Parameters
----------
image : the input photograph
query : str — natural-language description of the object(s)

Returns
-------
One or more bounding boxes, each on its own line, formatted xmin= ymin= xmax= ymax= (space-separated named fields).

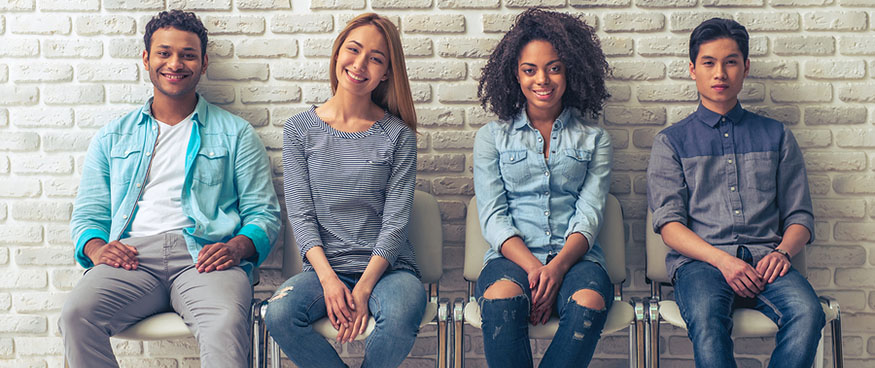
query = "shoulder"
xmin=380 ymin=113 xmax=415 ymax=142
xmin=201 ymin=101 xmax=253 ymax=134
xmin=284 ymin=108 xmax=321 ymax=137
xmin=743 ymin=109 xmax=787 ymax=138
xmin=98 ymin=107 xmax=144 ymax=136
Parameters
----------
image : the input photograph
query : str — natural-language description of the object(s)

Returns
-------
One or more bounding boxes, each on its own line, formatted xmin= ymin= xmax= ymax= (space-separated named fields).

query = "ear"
xmin=202 ymin=53 xmax=209 ymax=74
xmin=142 ymin=49 xmax=150 ymax=70
xmin=688 ymin=61 xmax=696 ymax=80
xmin=380 ymin=74 xmax=388 ymax=82
xmin=743 ymin=58 xmax=750 ymax=78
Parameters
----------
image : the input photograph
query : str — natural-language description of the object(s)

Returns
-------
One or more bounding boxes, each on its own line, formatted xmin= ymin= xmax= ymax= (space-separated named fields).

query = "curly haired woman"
xmin=472 ymin=8 xmax=614 ymax=367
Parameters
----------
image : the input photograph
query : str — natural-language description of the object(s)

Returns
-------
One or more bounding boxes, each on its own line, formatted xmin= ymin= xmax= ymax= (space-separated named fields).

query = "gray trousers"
xmin=59 ymin=232 xmax=252 ymax=368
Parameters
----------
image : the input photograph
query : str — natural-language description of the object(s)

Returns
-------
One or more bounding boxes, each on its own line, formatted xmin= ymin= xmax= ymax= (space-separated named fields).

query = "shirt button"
xmin=136 ymin=183 xmax=142 ymax=188
xmin=544 ymin=171 xmax=550 ymax=177
xmin=538 ymin=137 xmax=542 ymax=142
xmin=145 ymin=152 xmax=151 ymax=156
xmin=545 ymin=230 xmax=551 ymax=236
xmin=209 ymin=152 xmax=215 ymax=156
xmin=724 ymin=133 xmax=729 ymax=138
xmin=544 ymin=211 xmax=550 ymax=216
xmin=734 ymin=210 xmax=741 ymax=215
xmin=730 ymin=186 xmax=736 ymax=192
xmin=544 ymin=191 xmax=549 ymax=196
xmin=122 ymin=214 xmax=128 ymax=219
xmin=727 ymin=159 xmax=733 ymax=164
xmin=509 ymin=156 xmax=514 ymax=161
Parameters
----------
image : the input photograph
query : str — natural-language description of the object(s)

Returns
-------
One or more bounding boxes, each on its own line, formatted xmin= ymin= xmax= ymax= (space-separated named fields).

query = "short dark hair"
xmin=689 ymin=18 xmax=749 ymax=63
xmin=478 ymin=8 xmax=610 ymax=122
xmin=144 ymin=10 xmax=208 ymax=59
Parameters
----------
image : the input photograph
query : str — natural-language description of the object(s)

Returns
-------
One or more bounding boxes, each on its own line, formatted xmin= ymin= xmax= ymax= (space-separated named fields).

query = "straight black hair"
xmin=689 ymin=18 xmax=749 ymax=63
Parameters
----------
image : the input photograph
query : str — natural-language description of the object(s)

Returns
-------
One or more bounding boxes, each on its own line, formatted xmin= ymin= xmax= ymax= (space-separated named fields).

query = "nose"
xmin=352 ymin=53 xmax=367 ymax=71
xmin=714 ymin=63 xmax=727 ymax=80
xmin=535 ymin=69 xmax=549 ymax=85
xmin=167 ymin=55 xmax=183 ymax=71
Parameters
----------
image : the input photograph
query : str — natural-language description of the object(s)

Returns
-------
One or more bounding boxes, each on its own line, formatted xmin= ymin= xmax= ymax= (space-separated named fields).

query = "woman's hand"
xmin=337 ymin=286 xmax=371 ymax=343
xmin=321 ymin=276 xmax=355 ymax=330
xmin=527 ymin=263 xmax=566 ymax=325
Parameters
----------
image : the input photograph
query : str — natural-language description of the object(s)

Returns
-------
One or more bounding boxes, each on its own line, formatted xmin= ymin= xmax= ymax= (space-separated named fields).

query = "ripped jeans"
xmin=476 ymin=257 xmax=612 ymax=368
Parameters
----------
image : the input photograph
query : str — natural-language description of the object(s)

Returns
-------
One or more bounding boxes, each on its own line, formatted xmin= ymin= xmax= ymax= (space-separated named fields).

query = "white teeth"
xmin=347 ymin=70 xmax=365 ymax=81
xmin=534 ymin=90 xmax=552 ymax=96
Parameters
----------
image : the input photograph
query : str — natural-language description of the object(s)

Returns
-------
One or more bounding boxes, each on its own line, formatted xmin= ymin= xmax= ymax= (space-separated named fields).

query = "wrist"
xmin=771 ymin=248 xmax=791 ymax=261
xmin=84 ymin=238 xmax=107 ymax=260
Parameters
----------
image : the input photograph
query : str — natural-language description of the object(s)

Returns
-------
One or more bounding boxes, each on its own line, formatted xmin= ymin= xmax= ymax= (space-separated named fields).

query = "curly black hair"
xmin=478 ymin=8 xmax=610 ymax=122
xmin=144 ymin=10 xmax=208 ymax=59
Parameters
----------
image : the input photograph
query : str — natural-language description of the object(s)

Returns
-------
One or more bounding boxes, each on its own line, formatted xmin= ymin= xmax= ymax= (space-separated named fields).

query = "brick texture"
xmin=0 ymin=2 xmax=872 ymax=368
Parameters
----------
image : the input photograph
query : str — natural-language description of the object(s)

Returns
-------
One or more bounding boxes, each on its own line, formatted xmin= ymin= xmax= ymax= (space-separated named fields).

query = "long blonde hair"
xmin=329 ymin=13 xmax=417 ymax=131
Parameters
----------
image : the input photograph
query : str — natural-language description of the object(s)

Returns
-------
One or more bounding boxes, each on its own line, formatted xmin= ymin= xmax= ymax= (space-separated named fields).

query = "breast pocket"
xmin=499 ymin=150 xmax=532 ymax=191
xmin=559 ymin=148 xmax=592 ymax=184
xmin=743 ymin=154 xmax=777 ymax=192
xmin=193 ymin=146 xmax=229 ymax=186
xmin=355 ymin=158 xmax=391 ymax=193
xmin=109 ymin=145 xmax=141 ymax=185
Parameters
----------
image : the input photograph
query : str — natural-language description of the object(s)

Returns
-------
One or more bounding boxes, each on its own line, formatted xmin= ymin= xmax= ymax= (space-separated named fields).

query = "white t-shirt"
xmin=128 ymin=114 xmax=196 ymax=238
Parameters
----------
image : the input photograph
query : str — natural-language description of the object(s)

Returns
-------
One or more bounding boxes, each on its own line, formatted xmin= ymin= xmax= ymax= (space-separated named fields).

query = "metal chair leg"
xmin=633 ymin=298 xmax=646 ymax=368
xmin=647 ymin=298 xmax=660 ymax=368
xmin=438 ymin=299 xmax=449 ymax=368
xmin=453 ymin=298 xmax=465 ymax=368
xmin=820 ymin=296 xmax=843 ymax=368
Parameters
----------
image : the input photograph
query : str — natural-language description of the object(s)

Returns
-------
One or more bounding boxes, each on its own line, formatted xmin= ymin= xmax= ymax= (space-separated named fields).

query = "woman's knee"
xmin=571 ymin=289 xmax=606 ymax=310
xmin=483 ymin=279 xmax=524 ymax=300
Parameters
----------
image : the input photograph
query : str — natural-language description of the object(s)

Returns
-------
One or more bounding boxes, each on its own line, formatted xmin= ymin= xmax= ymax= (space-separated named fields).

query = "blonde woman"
xmin=264 ymin=13 xmax=423 ymax=368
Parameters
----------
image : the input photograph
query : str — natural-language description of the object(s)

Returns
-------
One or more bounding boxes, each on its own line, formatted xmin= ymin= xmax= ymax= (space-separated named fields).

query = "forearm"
xmin=227 ymin=234 xmax=256 ymax=262
xmin=83 ymin=238 xmax=108 ymax=262
xmin=354 ymin=255 xmax=390 ymax=293
xmin=551 ymin=233 xmax=589 ymax=273
xmin=660 ymin=222 xmax=731 ymax=267
xmin=305 ymin=246 xmax=340 ymax=284
xmin=500 ymin=236 xmax=543 ymax=274
xmin=777 ymin=224 xmax=810 ymax=257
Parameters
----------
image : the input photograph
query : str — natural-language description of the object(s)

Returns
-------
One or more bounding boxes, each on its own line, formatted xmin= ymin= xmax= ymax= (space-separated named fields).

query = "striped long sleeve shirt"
xmin=283 ymin=107 xmax=419 ymax=277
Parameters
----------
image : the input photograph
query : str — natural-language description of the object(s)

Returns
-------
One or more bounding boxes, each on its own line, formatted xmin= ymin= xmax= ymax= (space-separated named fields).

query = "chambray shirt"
xmin=473 ymin=107 xmax=610 ymax=268
xmin=647 ymin=103 xmax=814 ymax=281
xmin=71 ymin=95 xmax=281 ymax=282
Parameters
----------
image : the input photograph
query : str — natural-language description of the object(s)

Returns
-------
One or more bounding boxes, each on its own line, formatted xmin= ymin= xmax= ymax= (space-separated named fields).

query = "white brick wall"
xmin=1 ymin=0 xmax=873 ymax=367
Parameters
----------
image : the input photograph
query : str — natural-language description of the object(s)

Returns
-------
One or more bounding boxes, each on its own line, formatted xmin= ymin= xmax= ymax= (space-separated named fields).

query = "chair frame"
xmin=259 ymin=190 xmax=450 ymax=368
xmin=452 ymin=193 xmax=646 ymax=368
xmin=643 ymin=211 xmax=843 ymax=368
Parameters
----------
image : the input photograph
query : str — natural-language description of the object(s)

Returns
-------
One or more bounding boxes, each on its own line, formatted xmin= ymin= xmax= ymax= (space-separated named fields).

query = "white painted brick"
xmin=835 ymin=222 xmax=875 ymax=241
xmin=839 ymin=0 xmax=875 ymax=5
xmin=50 ymin=269 xmax=82 ymax=290
xmin=793 ymin=129 xmax=832 ymax=148
xmin=374 ymin=0 xmax=431 ymax=7
xmin=241 ymin=86 xmax=301 ymax=104
xmin=0 ymin=295 xmax=8 ymax=311
xmin=505 ymin=0 xmax=565 ymax=7
xmin=610 ymin=61 xmax=665 ymax=80
xmin=0 ymin=64 xmax=6 ymax=83
xmin=835 ymin=128 xmax=875 ymax=148
xmin=703 ymin=0 xmax=763 ymax=6
xmin=43 ymin=85 xmax=104 ymax=105
xmin=12 ymin=201 xmax=71 ymax=221
xmin=0 ymin=249 xmax=7 ymax=265
xmin=0 ymin=270 xmax=46 ymax=289
xmin=774 ymin=35 xmax=835 ymax=56
xmin=735 ymin=12 xmax=800 ymax=31
xmin=636 ymin=0 xmax=696 ymax=7
xmin=198 ymin=84 xmax=236 ymax=105
xmin=669 ymin=11 xmax=733 ymax=32
xmin=75 ymin=15 xmax=136 ymax=36
xmin=10 ymin=14 xmax=69 ymax=35
xmin=11 ymin=154 xmax=74 ymax=174
xmin=431 ymin=131 xmax=476 ymax=150
xmin=338 ymin=14 xmax=399 ymax=28
xmin=834 ymin=174 xmax=875 ymax=193
xmin=78 ymin=63 xmax=139 ymax=82
xmin=16 ymin=247 xmax=73 ymax=265
xmin=0 ymin=16 xmax=4 ymax=35
xmin=236 ymin=0 xmax=292 ymax=9
xmin=803 ymin=11 xmax=868 ymax=32
xmin=637 ymin=83 xmax=698 ymax=102
xmin=237 ymin=39 xmax=297 ymax=58
xmin=601 ymin=36 xmax=634 ymax=56
xmin=310 ymin=0 xmax=364 ymax=8
xmin=206 ymin=63 xmax=269 ymax=81
xmin=839 ymin=36 xmax=875 ymax=55
xmin=272 ymin=61 xmax=329 ymax=81
xmin=739 ymin=82 xmax=765 ymax=102
xmin=225 ymin=107 xmax=268 ymax=127
xmin=668 ymin=105 xmax=699 ymax=123
xmin=0 ymin=315 xmax=45 ymax=333
xmin=0 ymin=177 xmax=41 ymax=197
xmin=168 ymin=0 xmax=231 ymax=10
xmin=482 ymin=14 xmax=515 ymax=33
xmin=0 ymin=358 xmax=48 ymax=368
xmin=604 ymin=106 xmax=666 ymax=125
xmin=466 ymin=106 xmax=496 ymax=127
xmin=837 ymin=83 xmax=875 ymax=102
xmin=667 ymin=59 xmax=691 ymax=80
xmin=10 ymin=107 xmax=73 ymax=128
xmin=468 ymin=60 xmax=486 ymax=81
xmin=104 ymin=0 xmax=163 ymax=10
xmin=748 ymin=105 xmax=801 ymax=125
xmin=0 ymin=203 xmax=5 ymax=221
xmin=13 ymin=292 xmax=67 ymax=313
xmin=813 ymin=199 xmax=867 ymax=219
xmin=748 ymin=60 xmax=798 ymax=79
xmin=770 ymin=83 xmax=832 ymax=103
xmin=606 ymin=83 xmax=632 ymax=102
xmin=613 ymin=152 xmax=651 ymax=171
xmin=603 ymin=13 xmax=664 ymax=32
xmin=0 ymin=86 xmax=38 ymax=105
xmin=804 ymin=60 xmax=866 ymax=80
xmin=108 ymin=38 xmax=141 ymax=59
xmin=302 ymin=84 xmax=332 ymax=104
xmin=436 ymin=38 xmax=498 ymax=58
xmin=0 ymin=108 xmax=6 ymax=127
xmin=418 ymin=108 xmax=464 ymax=128
xmin=569 ymin=0 xmax=631 ymax=6
xmin=302 ymin=37 xmax=335 ymax=58
xmin=771 ymin=0 xmax=829 ymax=5
xmin=437 ymin=0 xmax=500 ymax=8
xmin=437 ymin=83 xmax=478 ymax=103
xmin=807 ymin=175 xmax=831 ymax=195
xmin=0 ymin=0 xmax=34 ymax=11
xmin=39 ymin=0 xmax=99 ymax=11
xmin=637 ymin=36 xmax=687 ymax=56
xmin=0 ymin=132 xmax=39 ymax=151
xmin=271 ymin=14 xmax=332 ymax=33
xmin=107 ymin=84 xmax=152 ymax=104
xmin=203 ymin=16 xmax=265 ymax=35
xmin=12 ymin=64 xmax=73 ymax=83
xmin=118 ymin=357 xmax=179 ymax=367
xmin=805 ymin=152 xmax=868 ymax=171
xmin=75 ymin=107 xmax=129 ymax=128
xmin=404 ymin=14 xmax=465 ymax=34
xmin=407 ymin=61 xmax=466 ymax=81
xmin=43 ymin=39 xmax=102 ymax=58
xmin=206 ymin=39 xmax=234 ymax=58
xmin=45 ymin=224 xmax=72 ymax=245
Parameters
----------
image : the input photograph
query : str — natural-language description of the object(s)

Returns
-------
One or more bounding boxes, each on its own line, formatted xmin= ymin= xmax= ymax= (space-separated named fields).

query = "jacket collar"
xmin=138 ymin=93 xmax=208 ymax=126
xmin=695 ymin=102 xmax=745 ymax=128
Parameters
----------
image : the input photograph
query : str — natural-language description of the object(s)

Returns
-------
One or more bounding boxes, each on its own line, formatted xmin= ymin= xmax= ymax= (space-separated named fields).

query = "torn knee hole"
xmin=268 ymin=286 xmax=294 ymax=303
xmin=570 ymin=289 xmax=605 ymax=310
xmin=483 ymin=279 xmax=523 ymax=300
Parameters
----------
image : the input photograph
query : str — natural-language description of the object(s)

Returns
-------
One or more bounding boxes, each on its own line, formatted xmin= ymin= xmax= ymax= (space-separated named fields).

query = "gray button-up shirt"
xmin=647 ymin=103 xmax=814 ymax=281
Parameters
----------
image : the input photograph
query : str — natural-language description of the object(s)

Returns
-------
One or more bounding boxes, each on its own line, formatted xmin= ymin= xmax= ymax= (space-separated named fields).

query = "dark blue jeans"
xmin=264 ymin=269 xmax=426 ymax=368
xmin=674 ymin=253 xmax=825 ymax=368
xmin=476 ymin=257 xmax=613 ymax=368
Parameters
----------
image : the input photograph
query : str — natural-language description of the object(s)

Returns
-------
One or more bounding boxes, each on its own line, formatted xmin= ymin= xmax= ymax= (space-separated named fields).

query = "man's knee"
xmin=483 ymin=280 xmax=524 ymax=300
xmin=571 ymin=289 xmax=605 ymax=310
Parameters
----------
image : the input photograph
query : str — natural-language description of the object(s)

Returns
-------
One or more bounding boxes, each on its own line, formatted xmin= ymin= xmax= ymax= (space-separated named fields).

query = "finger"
xmin=756 ymin=257 xmax=768 ymax=275
xmin=358 ymin=313 xmax=368 ymax=336
xmin=336 ymin=323 xmax=346 ymax=342
xmin=540 ymin=306 xmax=551 ymax=324
xmin=200 ymin=248 xmax=229 ymax=272
xmin=734 ymin=280 xmax=753 ymax=298
xmin=326 ymin=305 xmax=339 ymax=329
xmin=335 ymin=300 xmax=351 ymax=325
xmin=761 ymin=259 xmax=776 ymax=284
xmin=346 ymin=289 xmax=356 ymax=312
xmin=779 ymin=262 xmax=789 ymax=277
xmin=212 ymin=258 xmax=235 ymax=272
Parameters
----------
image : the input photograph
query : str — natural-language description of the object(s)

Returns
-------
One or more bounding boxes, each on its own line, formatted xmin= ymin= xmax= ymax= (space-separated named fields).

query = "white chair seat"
xmin=312 ymin=301 xmax=439 ymax=341
xmin=114 ymin=312 xmax=192 ymax=340
xmin=658 ymin=300 xmax=839 ymax=338
xmin=463 ymin=300 xmax=635 ymax=339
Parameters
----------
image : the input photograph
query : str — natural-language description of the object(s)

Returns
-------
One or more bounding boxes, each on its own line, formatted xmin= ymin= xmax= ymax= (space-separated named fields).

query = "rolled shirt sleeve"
xmin=473 ymin=124 xmax=522 ymax=253
xmin=564 ymin=127 xmax=613 ymax=247
xmin=776 ymin=127 xmax=815 ymax=242
xmin=647 ymin=133 xmax=690 ymax=233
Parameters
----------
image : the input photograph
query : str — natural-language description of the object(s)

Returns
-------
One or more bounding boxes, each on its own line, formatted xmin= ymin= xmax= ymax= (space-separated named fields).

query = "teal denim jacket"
xmin=71 ymin=95 xmax=281 ymax=282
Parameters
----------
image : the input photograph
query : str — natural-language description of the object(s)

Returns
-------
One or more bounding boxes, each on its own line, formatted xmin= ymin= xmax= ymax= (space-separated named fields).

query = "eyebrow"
xmin=346 ymin=40 xmax=386 ymax=57
xmin=700 ymin=53 xmax=741 ymax=60
xmin=520 ymin=59 xmax=562 ymax=67
xmin=155 ymin=45 xmax=198 ymax=52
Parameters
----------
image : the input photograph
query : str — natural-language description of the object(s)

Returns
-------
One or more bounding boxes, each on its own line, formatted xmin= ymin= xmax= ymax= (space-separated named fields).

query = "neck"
xmin=526 ymin=104 xmax=562 ymax=128
xmin=151 ymin=92 xmax=198 ymax=125
xmin=702 ymin=98 xmax=737 ymax=116
xmin=323 ymin=89 xmax=382 ymax=123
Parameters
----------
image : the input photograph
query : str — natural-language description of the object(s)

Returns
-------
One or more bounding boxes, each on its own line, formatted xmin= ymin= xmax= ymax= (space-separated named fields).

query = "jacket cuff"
xmin=237 ymin=224 xmax=271 ymax=267
xmin=75 ymin=229 xmax=109 ymax=269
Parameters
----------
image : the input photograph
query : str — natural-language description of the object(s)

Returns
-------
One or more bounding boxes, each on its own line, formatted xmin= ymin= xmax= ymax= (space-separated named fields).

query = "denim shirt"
xmin=647 ymin=103 xmax=815 ymax=281
xmin=473 ymin=107 xmax=611 ymax=268
xmin=71 ymin=95 xmax=281 ymax=282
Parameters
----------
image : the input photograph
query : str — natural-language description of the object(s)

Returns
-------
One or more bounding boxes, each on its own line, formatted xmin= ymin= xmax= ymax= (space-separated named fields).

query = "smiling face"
xmin=517 ymin=40 xmax=566 ymax=121
xmin=689 ymin=37 xmax=749 ymax=115
xmin=334 ymin=24 xmax=390 ymax=98
xmin=142 ymin=27 xmax=207 ymax=101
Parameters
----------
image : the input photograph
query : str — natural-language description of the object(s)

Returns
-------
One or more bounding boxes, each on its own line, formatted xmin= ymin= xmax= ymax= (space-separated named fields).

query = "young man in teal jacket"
xmin=60 ymin=10 xmax=280 ymax=368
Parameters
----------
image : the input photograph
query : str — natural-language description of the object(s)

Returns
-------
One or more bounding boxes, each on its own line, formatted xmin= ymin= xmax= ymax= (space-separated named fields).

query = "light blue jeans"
xmin=674 ymin=247 xmax=825 ymax=368
xmin=264 ymin=269 xmax=426 ymax=368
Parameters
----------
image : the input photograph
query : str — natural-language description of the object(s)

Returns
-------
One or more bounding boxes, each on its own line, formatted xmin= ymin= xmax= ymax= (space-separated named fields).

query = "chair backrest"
xmin=464 ymin=193 xmax=626 ymax=285
xmin=281 ymin=190 xmax=443 ymax=284
xmin=644 ymin=210 xmax=807 ymax=285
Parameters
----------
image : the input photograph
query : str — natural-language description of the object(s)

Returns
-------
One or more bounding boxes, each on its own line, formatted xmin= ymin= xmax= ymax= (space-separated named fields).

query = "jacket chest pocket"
xmin=499 ymin=149 xmax=532 ymax=191
xmin=558 ymin=148 xmax=592 ymax=184
xmin=193 ymin=147 xmax=229 ymax=185
xmin=109 ymin=145 xmax=142 ymax=185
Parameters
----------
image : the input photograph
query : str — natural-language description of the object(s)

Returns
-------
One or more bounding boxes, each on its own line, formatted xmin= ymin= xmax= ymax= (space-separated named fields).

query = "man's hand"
xmin=338 ymin=285 xmax=371 ymax=343
xmin=716 ymin=254 xmax=765 ymax=298
xmin=196 ymin=235 xmax=254 ymax=273
xmin=528 ymin=263 xmax=566 ymax=325
xmin=756 ymin=251 xmax=791 ymax=284
xmin=85 ymin=239 xmax=139 ymax=270
xmin=321 ymin=276 xmax=354 ymax=332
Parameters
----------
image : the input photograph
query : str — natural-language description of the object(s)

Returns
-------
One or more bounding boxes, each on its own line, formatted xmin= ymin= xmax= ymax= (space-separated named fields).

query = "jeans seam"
xmin=756 ymin=294 xmax=784 ymax=326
